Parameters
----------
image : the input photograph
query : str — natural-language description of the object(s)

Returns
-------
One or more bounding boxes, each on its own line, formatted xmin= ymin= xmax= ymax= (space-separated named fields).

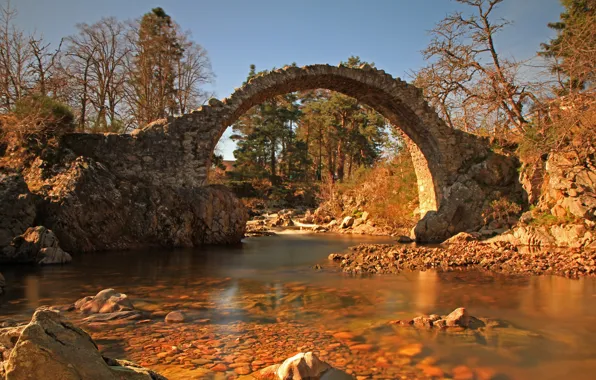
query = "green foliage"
xmin=13 ymin=95 xmax=75 ymax=129
xmin=232 ymin=57 xmax=388 ymax=187
xmin=529 ymin=211 xmax=559 ymax=227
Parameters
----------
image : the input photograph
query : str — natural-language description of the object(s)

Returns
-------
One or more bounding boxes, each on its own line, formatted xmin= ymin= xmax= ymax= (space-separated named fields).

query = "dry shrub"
xmin=518 ymin=91 xmax=596 ymax=162
xmin=317 ymin=150 xmax=419 ymax=230
xmin=1 ymin=96 xmax=75 ymax=167
xmin=482 ymin=196 xmax=521 ymax=226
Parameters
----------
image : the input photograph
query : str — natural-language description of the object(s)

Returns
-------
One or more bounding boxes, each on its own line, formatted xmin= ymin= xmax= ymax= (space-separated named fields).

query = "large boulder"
xmin=0 ymin=173 xmax=36 ymax=248
xmin=340 ymin=216 xmax=354 ymax=229
xmin=2 ymin=308 xmax=166 ymax=379
xmin=37 ymin=157 xmax=248 ymax=252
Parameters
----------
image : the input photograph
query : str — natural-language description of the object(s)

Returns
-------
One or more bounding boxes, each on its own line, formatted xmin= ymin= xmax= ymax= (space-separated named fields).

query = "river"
xmin=2 ymin=233 xmax=596 ymax=379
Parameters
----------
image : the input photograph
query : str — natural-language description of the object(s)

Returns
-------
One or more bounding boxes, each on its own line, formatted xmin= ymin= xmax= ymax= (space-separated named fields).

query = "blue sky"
xmin=7 ymin=0 xmax=563 ymax=159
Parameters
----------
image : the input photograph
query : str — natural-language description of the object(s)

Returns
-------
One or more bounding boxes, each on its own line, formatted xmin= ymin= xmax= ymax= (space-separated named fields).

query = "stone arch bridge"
xmin=56 ymin=64 xmax=521 ymax=252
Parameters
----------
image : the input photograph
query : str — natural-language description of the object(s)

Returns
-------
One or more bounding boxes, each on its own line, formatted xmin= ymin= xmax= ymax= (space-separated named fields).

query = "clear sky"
xmin=7 ymin=0 xmax=563 ymax=159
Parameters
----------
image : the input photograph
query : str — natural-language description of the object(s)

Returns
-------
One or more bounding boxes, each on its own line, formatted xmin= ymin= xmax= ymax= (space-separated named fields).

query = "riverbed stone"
xmin=165 ymin=311 xmax=185 ymax=323
xmin=445 ymin=307 xmax=470 ymax=327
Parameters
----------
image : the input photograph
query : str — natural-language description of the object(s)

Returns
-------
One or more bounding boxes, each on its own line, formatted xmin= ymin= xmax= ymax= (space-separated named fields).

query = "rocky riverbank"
xmin=329 ymin=239 xmax=596 ymax=278
xmin=244 ymin=208 xmax=400 ymax=238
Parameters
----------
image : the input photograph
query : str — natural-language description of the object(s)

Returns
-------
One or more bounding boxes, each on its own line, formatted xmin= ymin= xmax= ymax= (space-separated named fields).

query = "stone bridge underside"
xmin=59 ymin=64 xmax=522 ymax=250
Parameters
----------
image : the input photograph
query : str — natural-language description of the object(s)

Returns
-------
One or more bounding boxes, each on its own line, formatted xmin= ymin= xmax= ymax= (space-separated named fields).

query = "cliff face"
xmin=0 ymin=133 xmax=248 ymax=255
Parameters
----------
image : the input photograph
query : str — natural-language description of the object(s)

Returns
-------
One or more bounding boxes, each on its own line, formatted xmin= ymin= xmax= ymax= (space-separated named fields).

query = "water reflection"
xmin=414 ymin=270 xmax=438 ymax=314
xmin=1 ymin=234 xmax=596 ymax=379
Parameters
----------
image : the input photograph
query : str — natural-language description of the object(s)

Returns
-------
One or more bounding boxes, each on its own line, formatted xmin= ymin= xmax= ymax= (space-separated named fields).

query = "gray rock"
xmin=38 ymin=247 xmax=72 ymax=265
xmin=276 ymin=352 xmax=331 ymax=380
xmin=0 ymin=173 xmax=36 ymax=248
xmin=442 ymin=232 xmax=478 ymax=244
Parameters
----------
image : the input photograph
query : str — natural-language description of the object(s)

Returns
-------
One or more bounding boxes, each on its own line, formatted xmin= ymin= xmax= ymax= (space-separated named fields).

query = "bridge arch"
xmin=203 ymin=64 xmax=464 ymax=217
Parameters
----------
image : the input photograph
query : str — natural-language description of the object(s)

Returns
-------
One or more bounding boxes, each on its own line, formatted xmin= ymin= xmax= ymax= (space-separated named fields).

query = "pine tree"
xmin=540 ymin=0 xmax=595 ymax=93
xmin=130 ymin=7 xmax=183 ymax=125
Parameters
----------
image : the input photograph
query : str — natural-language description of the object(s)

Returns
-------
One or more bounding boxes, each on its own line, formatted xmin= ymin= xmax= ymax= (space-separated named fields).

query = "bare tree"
xmin=30 ymin=37 xmax=63 ymax=97
xmin=414 ymin=0 xmax=540 ymax=136
xmin=0 ymin=1 xmax=34 ymax=110
xmin=62 ymin=18 xmax=131 ymax=132
xmin=173 ymin=34 xmax=213 ymax=115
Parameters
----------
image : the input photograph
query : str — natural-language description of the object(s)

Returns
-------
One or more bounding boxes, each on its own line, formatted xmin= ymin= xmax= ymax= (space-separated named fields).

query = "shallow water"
xmin=2 ymin=233 xmax=596 ymax=379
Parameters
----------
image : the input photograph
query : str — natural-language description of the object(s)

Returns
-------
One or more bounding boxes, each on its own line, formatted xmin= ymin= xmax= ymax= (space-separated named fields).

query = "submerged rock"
xmin=2 ymin=308 xmax=166 ymax=379
xmin=165 ymin=311 xmax=185 ymax=323
xmin=445 ymin=307 xmax=470 ymax=327
xmin=75 ymin=289 xmax=135 ymax=314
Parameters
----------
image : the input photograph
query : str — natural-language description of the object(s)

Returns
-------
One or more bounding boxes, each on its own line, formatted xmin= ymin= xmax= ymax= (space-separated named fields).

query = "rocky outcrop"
xmin=0 ymin=226 xmax=72 ymax=265
xmin=497 ymin=149 xmax=596 ymax=247
xmin=1 ymin=308 xmax=166 ymax=379
xmin=415 ymin=150 xmax=522 ymax=242
xmin=34 ymin=155 xmax=248 ymax=253
xmin=0 ymin=150 xmax=248 ymax=253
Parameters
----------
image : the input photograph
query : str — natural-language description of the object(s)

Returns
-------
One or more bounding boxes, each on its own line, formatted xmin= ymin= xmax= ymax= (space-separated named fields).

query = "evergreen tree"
xmin=130 ymin=7 xmax=183 ymax=125
xmin=540 ymin=0 xmax=595 ymax=93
